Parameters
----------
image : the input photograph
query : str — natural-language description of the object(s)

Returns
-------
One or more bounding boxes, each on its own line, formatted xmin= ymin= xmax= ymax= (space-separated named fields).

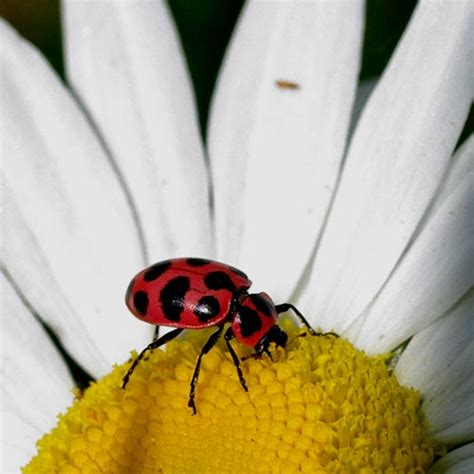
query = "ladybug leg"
xmin=264 ymin=347 xmax=273 ymax=361
xmin=152 ymin=325 xmax=160 ymax=342
xmin=188 ymin=325 xmax=224 ymax=415
xmin=319 ymin=331 xmax=339 ymax=338
xmin=275 ymin=303 xmax=339 ymax=338
xmin=224 ymin=327 xmax=248 ymax=392
xmin=122 ymin=328 xmax=184 ymax=389
xmin=275 ymin=303 xmax=317 ymax=335
xmin=242 ymin=347 xmax=271 ymax=361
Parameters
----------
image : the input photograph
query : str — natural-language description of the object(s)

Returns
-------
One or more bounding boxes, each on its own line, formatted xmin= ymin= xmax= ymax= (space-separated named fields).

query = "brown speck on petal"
xmin=275 ymin=79 xmax=301 ymax=90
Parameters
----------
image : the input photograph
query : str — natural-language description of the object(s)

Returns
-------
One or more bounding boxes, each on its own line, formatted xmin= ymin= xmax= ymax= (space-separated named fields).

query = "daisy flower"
xmin=1 ymin=1 xmax=473 ymax=472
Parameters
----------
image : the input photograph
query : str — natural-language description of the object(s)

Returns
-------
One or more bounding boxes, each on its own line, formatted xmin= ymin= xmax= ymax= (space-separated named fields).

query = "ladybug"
xmin=122 ymin=257 xmax=317 ymax=414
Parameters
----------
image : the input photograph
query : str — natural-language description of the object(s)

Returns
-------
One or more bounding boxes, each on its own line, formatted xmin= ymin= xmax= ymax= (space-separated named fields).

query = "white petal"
xmin=2 ymin=188 xmax=109 ymax=376
xmin=435 ymin=135 xmax=474 ymax=211
xmin=395 ymin=292 xmax=474 ymax=444
xmin=349 ymin=139 xmax=474 ymax=352
xmin=348 ymin=78 xmax=378 ymax=138
xmin=426 ymin=369 xmax=474 ymax=445
xmin=429 ymin=443 xmax=474 ymax=474
xmin=62 ymin=0 xmax=212 ymax=261
xmin=1 ymin=273 xmax=73 ymax=471
xmin=208 ymin=0 xmax=363 ymax=298
xmin=1 ymin=20 xmax=149 ymax=372
xmin=395 ymin=292 xmax=473 ymax=395
xmin=299 ymin=1 xmax=473 ymax=331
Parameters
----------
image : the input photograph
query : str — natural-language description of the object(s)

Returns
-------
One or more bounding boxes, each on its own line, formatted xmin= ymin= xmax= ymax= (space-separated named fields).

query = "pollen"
xmin=23 ymin=322 xmax=439 ymax=473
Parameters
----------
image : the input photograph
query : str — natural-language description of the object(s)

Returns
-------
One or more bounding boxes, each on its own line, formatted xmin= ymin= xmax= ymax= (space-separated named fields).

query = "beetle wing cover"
xmin=126 ymin=258 xmax=251 ymax=328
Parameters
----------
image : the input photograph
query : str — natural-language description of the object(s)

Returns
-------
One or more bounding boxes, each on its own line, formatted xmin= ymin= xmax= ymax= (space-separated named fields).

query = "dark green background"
xmin=1 ymin=0 xmax=419 ymax=138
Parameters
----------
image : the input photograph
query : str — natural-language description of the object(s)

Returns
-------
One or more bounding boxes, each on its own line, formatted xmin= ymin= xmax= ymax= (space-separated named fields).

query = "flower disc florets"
xmin=24 ymin=321 xmax=438 ymax=473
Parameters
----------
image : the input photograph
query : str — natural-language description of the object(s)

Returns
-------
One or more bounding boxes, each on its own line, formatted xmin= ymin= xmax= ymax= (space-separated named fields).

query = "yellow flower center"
xmin=24 ymin=322 xmax=439 ymax=473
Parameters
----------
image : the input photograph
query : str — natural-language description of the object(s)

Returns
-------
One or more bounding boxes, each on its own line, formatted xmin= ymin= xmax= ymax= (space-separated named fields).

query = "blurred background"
xmin=1 ymin=0 xmax=424 ymax=140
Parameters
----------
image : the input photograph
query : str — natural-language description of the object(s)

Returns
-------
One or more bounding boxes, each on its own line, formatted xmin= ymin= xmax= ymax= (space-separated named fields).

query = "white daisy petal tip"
xmin=1 ymin=16 xmax=22 ymax=47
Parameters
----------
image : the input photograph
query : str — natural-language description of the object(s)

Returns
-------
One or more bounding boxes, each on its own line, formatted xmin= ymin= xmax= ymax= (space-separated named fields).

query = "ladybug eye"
xmin=261 ymin=326 xmax=288 ymax=349
xmin=271 ymin=327 xmax=288 ymax=347
xmin=254 ymin=326 xmax=288 ymax=355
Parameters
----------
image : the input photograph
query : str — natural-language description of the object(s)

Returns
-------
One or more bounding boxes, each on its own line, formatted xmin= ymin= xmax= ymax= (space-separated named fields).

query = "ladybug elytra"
xmin=122 ymin=257 xmax=317 ymax=414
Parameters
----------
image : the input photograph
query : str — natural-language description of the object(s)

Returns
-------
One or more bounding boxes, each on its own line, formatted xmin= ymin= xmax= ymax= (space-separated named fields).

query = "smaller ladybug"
xmin=122 ymin=258 xmax=319 ymax=414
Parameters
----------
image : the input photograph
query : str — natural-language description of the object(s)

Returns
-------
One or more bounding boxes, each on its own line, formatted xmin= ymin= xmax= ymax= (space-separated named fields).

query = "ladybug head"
xmin=255 ymin=325 xmax=288 ymax=355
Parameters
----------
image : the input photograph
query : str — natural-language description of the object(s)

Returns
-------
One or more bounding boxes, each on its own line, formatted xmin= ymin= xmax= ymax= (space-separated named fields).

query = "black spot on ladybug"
xmin=204 ymin=271 xmax=236 ymax=291
xmin=125 ymin=278 xmax=135 ymax=303
xmin=239 ymin=306 xmax=262 ymax=337
xmin=133 ymin=291 xmax=149 ymax=316
xmin=250 ymin=294 xmax=273 ymax=317
xmin=227 ymin=265 xmax=248 ymax=280
xmin=143 ymin=261 xmax=172 ymax=282
xmin=186 ymin=258 xmax=211 ymax=267
xmin=194 ymin=295 xmax=221 ymax=322
xmin=160 ymin=276 xmax=190 ymax=321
